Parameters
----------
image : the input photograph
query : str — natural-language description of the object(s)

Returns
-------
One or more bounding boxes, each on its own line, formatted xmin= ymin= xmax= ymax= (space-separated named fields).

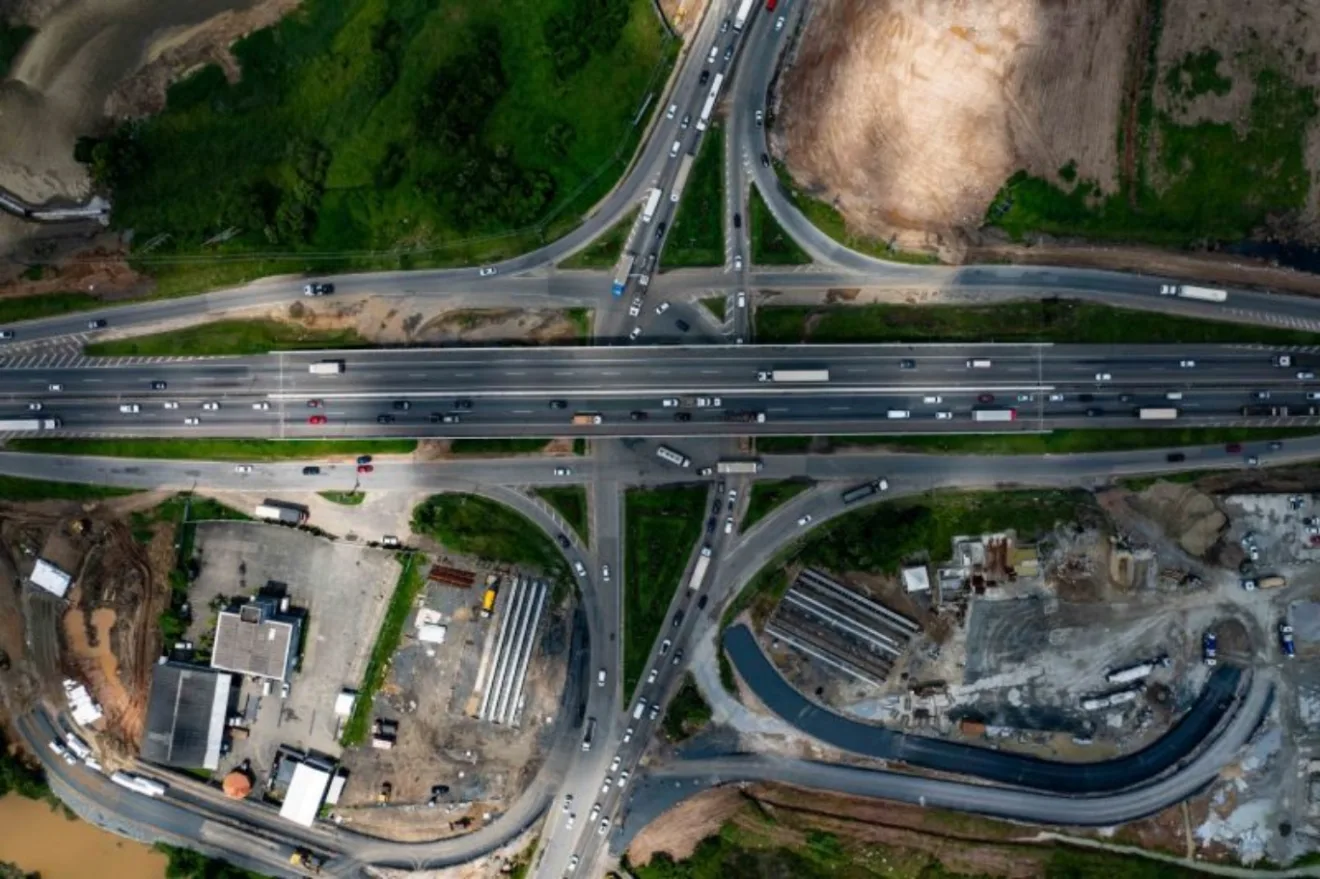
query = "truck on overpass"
xmin=757 ymin=369 xmax=829 ymax=383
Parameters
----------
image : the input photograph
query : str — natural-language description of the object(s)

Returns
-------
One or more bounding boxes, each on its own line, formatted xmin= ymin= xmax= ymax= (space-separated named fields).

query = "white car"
xmin=622 ymin=727 xmax=633 ymax=743
xmin=647 ymin=667 xmax=658 ymax=684
xmin=574 ymin=561 xmax=587 ymax=577
xmin=590 ymin=804 xmax=602 ymax=821
xmin=797 ymin=514 xmax=813 ymax=526
xmin=601 ymin=564 xmax=610 ymax=581
xmin=234 ymin=465 xmax=252 ymax=474
xmin=27 ymin=402 xmax=42 ymax=411
xmin=610 ymin=756 xmax=621 ymax=772
xmin=554 ymin=466 xmax=572 ymax=476
xmin=598 ymin=668 xmax=606 ymax=686
xmin=1299 ymin=371 xmax=1316 ymax=380
xmin=629 ymin=326 xmax=642 ymax=341
xmin=119 ymin=404 xmax=140 ymax=414
xmin=728 ymin=488 xmax=738 ymax=503
xmin=47 ymin=383 xmax=62 ymax=392
xmin=754 ymin=109 xmax=763 ymax=126
xmin=662 ymin=398 xmax=680 ymax=407
xmin=1095 ymin=372 xmax=1111 ymax=381
xmin=1016 ymin=394 xmax=1033 ymax=402
xmin=252 ymin=401 xmax=270 ymax=410
xmin=736 ymin=291 xmax=746 ymax=308
xmin=628 ymin=299 xmax=641 ymax=317
xmin=202 ymin=401 xmax=220 ymax=410
xmin=724 ymin=516 xmax=734 ymax=534
xmin=281 ymin=681 xmax=291 ymax=699
xmin=163 ymin=401 xmax=179 ymax=410
xmin=935 ymin=411 xmax=953 ymax=420
xmin=1048 ymin=393 xmax=1065 ymax=402
xmin=660 ymin=638 xmax=672 ymax=655
xmin=922 ymin=395 xmax=942 ymax=404
xmin=1179 ymin=359 xmax=1196 ymax=368
xmin=666 ymin=103 xmax=677 ymax=120
xmin=655 ymin=301 xmax=671 ymax=315
xmin=601 ymin=777 xmax=612 ymax=793
xmin=1159 ymin=284 xmax=1177 ymax=295
xmin=598 ymin=818 xmax=610 ymax=836
xmin=183 ymin=417 xmax=200 ymax=426
xmin=733 ymin=255 xmax=743 ymax=271
xmin=566 ymin=814 xmax=575 ymax=831
xmin=617 ymin=770 xmax=630 ymax=788
xmin=775 ymin=15 xmax=785 ymax=31
xmin=478 ymin=266 xmax=497 ymax=277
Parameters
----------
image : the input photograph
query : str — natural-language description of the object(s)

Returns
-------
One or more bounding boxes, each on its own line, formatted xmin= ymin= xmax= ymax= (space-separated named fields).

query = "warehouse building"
xmin=210 ymin=596 xmax=302 ymax=682
xmin=140 ymin=663 xmax=232 ymax=770
xmin=28 ymin=559 xmax=72 ymax=599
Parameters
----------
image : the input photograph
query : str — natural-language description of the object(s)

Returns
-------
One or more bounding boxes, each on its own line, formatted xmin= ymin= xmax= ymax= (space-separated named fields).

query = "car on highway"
xmin=797 ymin=514 xmax=813 ymax=526
xmin=670 ymin=140 xmax=681 ymax=157
xmin=183 ymin=417 xmax=199 ymax=426
xmin=761 ymin=152 xmax=770 ymax=167
xmin=556 ymin=534 xmax=571 ymax=549
xmin=563 ymin=794 xmax=573 ymax=813
xmin=672 ymin=608 xmax=685 ymax=628
xmin=1048 ymin=393 xmax=1065 ymax=402
xmin=0 ymin=330 xmax=11 ymax=340
xmin=720 ymin=17 xmax=730 ymax=32
xmin=618 ymin=769 xmax=630 ymax=787
xmin=660 ymin=638 xmax=672 ymax=655
xmin=47 ymin=383 xmax=62 ymax=391
xmin=776 ymin=14 xmax=786 ymax=30
xmin=705 ymin=516 xmax=716 ymax=533
xmin=655 ymin=301 xmax=670 ymax=315
xmin=1016 ymin=394 xmax=1033 ymax=402
xmin=1167 ymin=452 xmax=1186 ymax=462
xmin=935 ymin=411 xmax=953 ymax=420
xmin=307 ymin=399 xmax=323 ymax=407
xmin=357 ymin=455 xmax=372 ymax=465
xmin=675 ymin=319 xmax=690 ymax=332
xmin=662 ymin=397 xmax=680 ymax=408
xmin=601 ymin=776 xmax=612 ymax=793
xmin=119 ymin=404 xmax=140 ymax=414
xmin=647 ymin=667 xmax=658 ymax=684
xmin=733 ymin=255 xmax=743 ymax=270
xmin=234 ymin=465 xmax=252 ymax=474
xmin=251 ymin=401 xmax=270 ymax=410
xmin=695 ymin=396 xmax=721 ymax=407
xmin=1095 ymin=372 xmax=1111 ymax=381
xmin=308 ymin=415 xmax=327 ymax=425
xmin=87 ymin=319 xmax=107 ymax=329
xmin=377 ymin=414 xmax=395 ymax=424
xmin=566 ymin=814 xmax=575 ymax=832
xmin=573 ymin=561 xmax=587 ymax=577
xmin=674 ymin=412 xmax=691 ymax=422
xmin=724 ymin=516 xmax=734 ymax=534
xmin=922 ymin=394 xmax=942 ymax=403
xmin=357 ymin=464 xmax=374 ymax=474
xmin=163 ymin=401 xmax=179 ymax=409
xmin=672 ymin=647 xmax=684 ymax=665
xmin=699 ymin=70 xmax=710 ymax=86
xmin=1254 ymin=390 xmax=1271 ymax=400
xmin=629 ymin=326 xmax=642 ymax=341
xmin=610 ymin=756 xmax=622 ymax=772
xmin=598 ymin=818 xmax=610 ymax=837
xmin=430 ymin=413 xmax=460 ymax=424
xmin=754 ymin=108 xmax=763 ymax=126
xmin=622 ymin=726 xmax=633 ymax=743
xmin=681 ymin=113 xmax=691 ymax=129
xmin=666 ymin=102 xmax=677 ymax=119
xmin=1202 ymin=631 xmax=1218 ymax=666
xmin=151 ymin=381 xmax=167 ymax=390
xmin=655 ymin=221 xmax=667 ymax=240
xmin=1179 ymin=359 xmax=1196 ymax=368
xmin=549 ymin=400 xmax=567 ymax=410
xmin=392 ymin=400 xmax=411 ymax=410
xmin=727 ymin=487 xmax=737 ymax=503
xmin=1280 ymin=622 xmax=1297 ymax=657
xmin=302 ymin=466 xmax=321 ymax=475
xmin=648 ymin=703 xmax=660 ymax=719
xmin=602 ymin=564 xmax=610 ymax=581
xmin=736 ymin=291 xmax=746 ymax=309
xmin=554 ymin=466 xmax=572 ymax=476
xmin=630 ymin=410 xmax=648 ymax=421
xmin=590 ymin=803 xmax=602 ymax=821
xmin=478 ymin=266 xmax=497 ymax=277
xmin=628 ymin=298 xmax=641 ymax=317
xmin=303 ymin=282 xmax=333 ymax=296
xmin=976 ymin=393 xmax=994 ymax=403
xmin=597 ymin=669 xmax=607 ymax=687
xmin=1246 ymin=455 xmax=1259 ymax=467
xmin=453 ymin=399 xmax=473 ymax=410
xmin=707 ymin=45 xmax=718 ymax=63
xmin=1269 ymin=441 xmax=1284 ymax=451
xmin=723 ymin=44 xmax=733 ymax=62
xmin=26 ymin=402 xmax=41 ymax=411
xmin=698 ymin=466 xmax=713 ymax=476
xmin=1118 ymin=393 xmax=1134 ymax=403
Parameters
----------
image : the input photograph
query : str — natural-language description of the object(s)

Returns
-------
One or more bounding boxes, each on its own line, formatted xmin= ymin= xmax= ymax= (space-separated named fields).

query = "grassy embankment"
xmin=85 ymin=320 xmax=368 ymax=357
xmin=9 ymin=438 xmax=416 ymax=461
xmin=73 ymin=0 xmax=673 ymax=298
xmin=533 ymin=486 xmax=589 ymax=546
xmin=412 ymin=492 xmax=571 ymax=586
xmin=623 ymin=486 xmax=706 ymax=696
xmin=0 ymin=475 xmax=138 ymax=502
xmin=724 ymin=489 xmax=1093 ymax=627
xmin=741 ymin=479 xmax=813 ymax=529
xmin=449 ymin=439 xmax=554 ymax=455
xmin=153 ymin=844 xmax=265 ymax=879
xmin=559 ymin=208 xmax=640 ymax=270
xmin=664 ymin=124 xmax=724 ymax=267
xmin=341 ymin=553 xmax=424 ymax=746
xmin=702 ymin=296 xmax=726 ymax=322
xmin=749 ymin=185 xmax=811 ymax=265
xmin=661 ymin=673 xmax=712 ymax=742
xmin=318 ymin=490 xmax=364 ymax=505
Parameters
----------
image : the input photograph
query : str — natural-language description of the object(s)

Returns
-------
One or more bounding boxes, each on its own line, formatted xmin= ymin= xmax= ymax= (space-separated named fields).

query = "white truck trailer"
xmin=696 ymin=73 xmax=724 ymax=132
xmin=255 ymin=504 xmax=307 ymax=525
xmin=641 ymin=187 xmax=663 ymax=223
xmin=0 ymin=418 xmax=61 ymax=431
xmin=308 ymin=360 xmax=345 ymax=375
xmin=716 ymin=459 xmax=763 ymax=474
xmin=972 ymin=409 xmax=1016 ymax=422
xmin=757 ymin=369 xmax=829 ymax=383
xmin=733 ymin=0 xmax=755 ymax=30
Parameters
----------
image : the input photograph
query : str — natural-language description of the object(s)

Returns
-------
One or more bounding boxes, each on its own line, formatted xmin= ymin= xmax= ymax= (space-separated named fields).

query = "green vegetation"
xmin=0 ymin=291 xmax=102 ymax=325
xmin=560 ymin=208 xmax=639 ymax=269
xmin=0 ymin=20 xmax=34 ymax=78
xmin=717 ymin=646 xmax=736 ymax=694
xmin=342 ymin=553 xmax=424 ymax=746
xmin=507 ymin=841 xmax=539 ymax=879
xmin=0 ymin=732 xmax=52 ymax=805
xmin=0 ymin=475 xmax=138 ymax=502
xmin=756 ymin=427 xmax=1317 ymax=456
xmin=623 ymin=486 xmax=706 ymax=695
xmin=573 ymin=438 xmax=587 ymax=455
xmin=318 ymin=490 xmax=364 ymax=505
xmin=154 ymin=842 xmax=270 ymax=878
xmin=85 ymin=319 xmax=367 ymax=357
xmin=10 ymin=438 xmax=416 ymax=461
xmin=662 ymin=673 xmax=712 ymax=742
xmin=749 ymin=185 xmax=810 ymax=265
xmin=772 ymin=160 xmax=941 ymax=264
xmin=702 ymin=296 xmax=727 ymax=322
xmin=534 ymin=486 xmax=589 ymax=546
xmin=1165 ymin=48 xmax=1232 ymax=100
xmin=78 ymin=0 xmax=672 ymax=293
xmin=566 ymin=307 xmax=592 ymax=340
xmin=449 ymin=438 xmax=552 ymax=455
xmin=412 ymin=493 xmax=570 ymax=580
xmin=665 ymin=124 xmax=724 ymax=267
xmin=742 ymin=479 xmax=812 ymax=529
xmin=755 ymin=298 xmax=1320 ymax=346
xmin=990 ymin=67 xmax=1318 ymax=245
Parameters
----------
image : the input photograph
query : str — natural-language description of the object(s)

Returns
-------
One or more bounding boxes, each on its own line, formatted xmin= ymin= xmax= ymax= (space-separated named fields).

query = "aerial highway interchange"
xmin=0 ymin=0 xmax=1311 ymax=877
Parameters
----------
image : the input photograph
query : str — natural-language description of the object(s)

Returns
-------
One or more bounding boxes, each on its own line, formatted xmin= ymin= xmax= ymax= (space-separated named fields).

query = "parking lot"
xmin=190 ymin=521 xmax=401 ymax=777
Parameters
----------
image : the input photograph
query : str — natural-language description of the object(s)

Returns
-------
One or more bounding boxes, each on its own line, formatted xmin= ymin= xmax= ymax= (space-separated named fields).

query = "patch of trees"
xmin=268 ymin=139 xmax=330 ymax=244
xmin=364 ymin=18 xmax=404 ymax=98
xmin=0 ymin=732 xmax=50 ymax=802
xmin=155 ymin=844 xmax=264 ymax=879
xmin=543 ymin=0 xmax=633 ymax=80
xmin=75 ymin=126 xmax=146 ymax=191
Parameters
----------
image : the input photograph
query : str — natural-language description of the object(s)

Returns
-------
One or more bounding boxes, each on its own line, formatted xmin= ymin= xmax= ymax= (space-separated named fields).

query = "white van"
xmin=966 ymin=359 xmax=992 ymax=369
xmin=887 ymin=410 xmax=911 ymax=419
xmin=1166 ymin=391 xmax=1183 ymax=401
xmin=670 ymin=140 xmax=681 ymax=158
xmin=118 ymin=403 xmax=140 ymax=414
xmin=632 ymin=699 xmax=647 ymax=720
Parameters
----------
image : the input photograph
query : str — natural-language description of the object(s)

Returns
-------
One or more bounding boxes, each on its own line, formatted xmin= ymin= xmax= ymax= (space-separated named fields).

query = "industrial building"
xmin=279 ymin=760 xmax=333 ymax=827
xmin=140 ymin=663 xmax=233 ymax=771
xmin=210 ymin=596 xmax=302 ymax=682
xmin=28 ymin=558 xmax=72 ymax=598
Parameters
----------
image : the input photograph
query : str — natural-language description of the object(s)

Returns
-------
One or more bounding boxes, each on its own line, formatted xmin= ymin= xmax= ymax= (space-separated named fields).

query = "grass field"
xmin=9 ymin=438 xmax=416 ymax=461
xmin=755 ymin=427 xmax=1317 ymax=456
xmin=623 ymin=486 xmax=706 ymax=696
xmin=661 ymin=673 xmax=711 ymax=742
xmin=85 ymin=319 xmax=369 ymax=357
xmin=318 ymin=490 xmax=364 ymax=505
xmin=702 ymin=296 xmax=727 ymax=322
xmin=83 ymin=0 xmax=673 ymax=292
xmin=749 ymin=186 xmax=810 ymax=265
xmin=559 ymin=208 xmax=639 ymax=269
xmin=342 ymin=553 xmax=424 ymax=746
xmin=0 ymin=475 xmax=138 ymax=502
xmin=756 ymin=299 xmax=1320 ymax=346
xmin=0 ymin=291 xmax=104 ymax=325
xmin=742 ymin=479 xmax=813 ymax=529
xmin=664 ymin=125 xmax=724 ymax=267
xmin=533 ymin=486 xmax=589 ymax=546
xmin=449 ymin=438 xmax=551 ymax=455
xmin=412 ymin=493 xmax=570 ymax=581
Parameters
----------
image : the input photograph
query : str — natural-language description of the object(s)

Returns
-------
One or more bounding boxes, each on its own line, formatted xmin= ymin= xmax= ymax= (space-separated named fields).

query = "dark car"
xmin=675 ymin=412 xmax=691 ymax=422
xmin=357 ymin=455 xmax=373 ymax=465
xmin=705 ymin=517 xmax=716 ymax=533
xmin=1078 ymin=393 xmax=1094 ymax=403
xmin=675 ymin=319 xmax=690 ymax=333
xmin=697 ymin=595 xmax=708 ymax=610
xmin=392 ymin=400 xmax=411 ymax=411
xmin=302 ymin=466 xmax=321 ymax=476
xmin=1166 ymin=452 xmax=1186 ymax=462
xmin=1226 ymin=442 xmax=1243 ymax=453
xmin=699 ymin=70 xmax=710 ymax=86
xmin=87 ymin=319 xmax=107 ymax=329
xmin=629 ymin=411 xmax=649 ymax=421
xmin=733 ymin=213 xmax=742 ymax=229
xmin=712 ymin=499 xmax=722 ymax=515
xmin=671 ymin=647 xmax=685 ymax=665
xmin=0 ymin=330 xmax=13 ymax=340
xmin=672 ymin=609 xmax=685 ymax=628
xmin=377 ymin=414 xmax=395 ymax=424
xmin=900 ymin=359 xmax=916 ymax=370
xmin=1085 ymin=407 xmax=1102 ymax=417
xmin=977 ymin=393 xmax=995 ymax=404
xmin=761 ymin=153 xmax=770 ymax=168
xmin=151 ymin=381 xmax=167 ymax=390
xmin=549 ymin=400 xmax=567 ymax=410
xmin=429 ymin=412 xmax=444 ymax=423
xmin=556 ymin=534 xmax=571 ymax=549
xmin=454 ymin=399 xmax=473 ymax=411
xmin=1118 ymin=394 xmax=1134 ymax=403
xmin=654 ymin=222 xmax=667 ymax=240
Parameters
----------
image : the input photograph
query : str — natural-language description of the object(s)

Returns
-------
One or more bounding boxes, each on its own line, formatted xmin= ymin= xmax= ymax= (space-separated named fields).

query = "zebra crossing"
xmin=1223 ymin=307 xmax=1320 ymax=333
xmin=0 ymin=352 xmax=221 ymax=369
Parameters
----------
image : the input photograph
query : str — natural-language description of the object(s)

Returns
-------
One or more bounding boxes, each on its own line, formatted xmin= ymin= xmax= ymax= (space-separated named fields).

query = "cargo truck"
xmin=972 ymin=409 xmax=1016 ymax=422
xmin=757 ymin=369 xmax=829 ymax=383
xmin=1162 ymin=284 xmax=1227 ymax=302
xmin=480 ymin=588 xmax=497 ymax=617
xmin=724 ymin=410 xmax=767 ymax=423
xmin=641 ymin=188 xmax=663 ymax=223
xmin=688 ymin=547 xmax=713 ymax=592
xmin=656 ymin=445 xmax=691 ymax=467
xmin=670 ymin=154 xmax=695 ymax=202
xmin=696 ymin=73 xmax=724 ymax=132
xmin=1242 ymin=575 xmax=1287 ymax=591
xmin=733 ymin=0 xmax=755 ymax=29
xmin=110 ymin=772 xmax=167 ymax=797
xmin=0 ymin=417 xmax=60 ymax=431
xmin=308 ymin=360 xmax=345 ymax=375
xmin=1138 ymin=408 xmax=1179 ymax=420
xmin=716 ymin=459 xmax=763 ymax=474
xmin=611 ymin=252 xmax=635 ymax=297
xmin=582 ymin=717 xmax=596 ymax=752
xmin=841 ymin=479 xmax=888 ymax=504
xmin=571 ymin=413 xmax=603 ymax=425
xmin=255 ymin=504 xmax=307 ymax=525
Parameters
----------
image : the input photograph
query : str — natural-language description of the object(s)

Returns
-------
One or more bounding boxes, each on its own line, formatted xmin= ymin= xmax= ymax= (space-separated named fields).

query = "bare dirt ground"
xmin=279 ymin=298 xmax=585 ymax=347
xmin=626 ymin=785 xmax=745 ymax=866
xmin=777 ymin=0 xmax=1141 ymax=259
xmin=1123 ymin=483 xmax=1228 ymax=558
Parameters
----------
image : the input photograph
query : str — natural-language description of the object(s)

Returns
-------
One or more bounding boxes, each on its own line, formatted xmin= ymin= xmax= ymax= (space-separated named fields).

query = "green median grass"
xmin=749 ymin=185 xmax=810 ymax=265
xmin=559 ymin=209 xmax=639 ymax=269
xmin=623 ymin=485 xmax=706 ymax=697
xmin=411 ymin=493 xmax=570 ymax=581
xmin=85 ymin=319 xmax=369 ymax=357
xmin=755 ymin=299 xmax=1320 ymax=346
xmin=661 ymin=672 xmax=712 ymax=742
xmin=342 ymin=553 xmax=425 ymax=746
xmin=319 ymin=490 xmax=364 ymax=506
xmin=0 ymin=474 xmax=138 ymax=502
xmin=534 ymin=486 xmax=589 ymax=546
xmin=702 ymin=296 xmax=727 ymax=322
xmin=664 ymin=124 xmax=724 ymax=267
xmin=9 ymin=438 xmax=416 ymax=461
xmin=742 ymin=479 xmax=812 ymax=529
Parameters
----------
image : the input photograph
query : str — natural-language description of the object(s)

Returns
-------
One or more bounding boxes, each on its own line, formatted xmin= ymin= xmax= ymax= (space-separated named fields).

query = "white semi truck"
xmin=757 ymin=369 xmax=829 ymax=383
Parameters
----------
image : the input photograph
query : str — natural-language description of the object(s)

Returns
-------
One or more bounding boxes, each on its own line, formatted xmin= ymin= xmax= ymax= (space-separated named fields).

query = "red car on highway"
xmin=977 ymin=393 xmax=995 ymax=403
xmin=308 ymin=415 xmax=327 ymax=425
xmin=357 ymin=464 xmax=374 ymax=474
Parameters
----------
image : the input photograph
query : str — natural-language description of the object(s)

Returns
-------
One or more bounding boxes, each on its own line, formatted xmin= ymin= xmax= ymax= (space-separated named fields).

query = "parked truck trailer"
xmin=611 ymin=252 xmax=635 ymax=297
xmin=716 ymin=459 xmax=763 ymax=474
xmin=255 ymin=504 xmax=307 ymax=525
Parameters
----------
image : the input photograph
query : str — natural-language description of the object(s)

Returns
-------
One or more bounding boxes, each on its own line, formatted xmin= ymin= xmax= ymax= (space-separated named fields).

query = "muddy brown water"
xmin=0 ymin=794 xmax=166 ymax=877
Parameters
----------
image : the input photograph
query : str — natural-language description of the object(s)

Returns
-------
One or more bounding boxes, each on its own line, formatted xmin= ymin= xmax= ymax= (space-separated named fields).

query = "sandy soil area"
xmin=778 ymin=0 xmax=1141 ymax=259
xmin=626 ymin=785 xmax=746 ymax=866
xmin=280 ymin=298 xmax=585 ymax=347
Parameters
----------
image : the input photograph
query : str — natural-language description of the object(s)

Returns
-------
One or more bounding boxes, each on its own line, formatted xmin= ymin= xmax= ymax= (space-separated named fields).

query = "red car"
xmin=357 ymin=464 xmax=374 ymax=474
xmin=1225 ymin=442 xmax=1243 ymax=453
xmin=977 ymin=393 xmax=995 ymax=403
xmin=307 ymin=399 xmax=323 ymax=408
xmin=308 ymin=415 xmax=327 ymax=425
